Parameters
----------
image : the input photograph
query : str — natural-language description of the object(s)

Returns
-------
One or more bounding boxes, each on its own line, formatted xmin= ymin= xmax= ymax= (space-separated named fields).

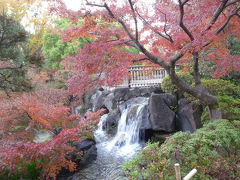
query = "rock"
xmin=104 ymin=109 xmax=121 ymax=135
xmin=149 ymin=93 xmax=176 ymax=132
xmin=139 ymin=129 xmax=154 ymax=141
xmin=91 ymin=90 xmax=110 ymax=112
xmin=139 ymin=103 xmax=151 ymax=129
xmin=76 ymin=139 xmax=95 ymax=151
xmin=139 ymin=87 xmax=163 ymax=96
xmin=128 ymin=87 xmax=141 ymax=98
xmin=103 ymin=93 xmax=117 ymax=112
xmin=82 ymin=88 xmax=98 ymax=110
xmin=63 ymin=139 xmax=97 ymax=173
xmin=80 ymin=145 xmax=97 ymax=165
xmin=128 ymin=87 xmax=163 ymax=99
xmin=113 ymin=87 xmax=130 ymax=101
xmin=160 ymin=93 xmax=177 ymax=107
xmin=176 ymin=98 xmax=196 ymax=133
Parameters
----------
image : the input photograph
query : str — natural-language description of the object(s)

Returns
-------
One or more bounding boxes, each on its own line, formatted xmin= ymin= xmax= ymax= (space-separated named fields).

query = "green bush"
xmin=162 ymin=75 xmax=240 ymax=121
xmin=202 ymin=79 xmax=240 ymax=99
xmin=201 ymin=79 xmax=240 ymax=121
xmin=124 ymin=119 xmax=240 ymax=180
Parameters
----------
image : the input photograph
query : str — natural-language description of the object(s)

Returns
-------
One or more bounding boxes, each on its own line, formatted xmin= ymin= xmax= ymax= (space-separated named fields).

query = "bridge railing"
xmin=119 ymin=65 xmax=167 ymax=88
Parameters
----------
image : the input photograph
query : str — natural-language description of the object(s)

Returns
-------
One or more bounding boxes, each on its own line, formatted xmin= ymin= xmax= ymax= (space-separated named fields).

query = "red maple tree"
xmin=50 ymin=0 xmax=240 ymax=119
xmin=0 ymin=88 xmax=105 ymax=179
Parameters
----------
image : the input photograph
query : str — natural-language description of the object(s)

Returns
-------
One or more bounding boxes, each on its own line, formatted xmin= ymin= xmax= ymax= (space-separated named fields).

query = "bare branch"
xmin=206 ymin=0 xmax=229 ymax=31
xmin=178 ymin=0 xmax=194 ymax=41
xmin=160 ymin=11 xmax=174 ymax=43
xmin=128 ymin=0 xmax=139 ymax=41
xmin=85 ymin=0 xmax=105 ymax=8
xmin=216 ymin=6 xmax=240 ymax=34
xmin=226 ymin=0 xmax=240 ymax=7
xmin=132 ymin=57 xmax=150 ymax=62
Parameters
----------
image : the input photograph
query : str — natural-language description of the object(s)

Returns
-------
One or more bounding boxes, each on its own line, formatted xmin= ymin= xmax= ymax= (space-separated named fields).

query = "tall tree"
xmin=51 ymin=0 xmax=240 ymax=120
xmin=42 ymin=18 xmax=90 ymax=70
xmin=0 ymin=14 xmax=31 ymax=94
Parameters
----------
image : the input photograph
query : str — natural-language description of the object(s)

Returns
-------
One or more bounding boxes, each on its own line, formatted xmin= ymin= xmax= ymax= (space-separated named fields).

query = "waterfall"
xmin=69 ymin=97 xmax=149 ymax=180
xmin=95 ymin=97 xmax=148 ymax=157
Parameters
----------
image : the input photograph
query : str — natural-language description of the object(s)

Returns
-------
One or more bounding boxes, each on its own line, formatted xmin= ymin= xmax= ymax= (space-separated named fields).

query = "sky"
xmin=62 ymin=0 xmax=82 ymax=11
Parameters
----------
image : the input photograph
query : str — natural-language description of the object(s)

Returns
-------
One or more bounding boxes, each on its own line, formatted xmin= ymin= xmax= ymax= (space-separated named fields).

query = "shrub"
xmin=163 ymin=76 xmax=240 ymax=121
xmin=201 ymin=79 xmax=240 ymax=99
xmin=201 ymin=79 xmax=240 ymax=122
xmin=124 ymin=119 xmax=240 ymax=180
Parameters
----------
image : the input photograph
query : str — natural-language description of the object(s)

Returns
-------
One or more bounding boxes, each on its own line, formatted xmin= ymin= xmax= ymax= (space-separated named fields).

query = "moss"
xmin=124 ymin=119 xmax=240 ymax=180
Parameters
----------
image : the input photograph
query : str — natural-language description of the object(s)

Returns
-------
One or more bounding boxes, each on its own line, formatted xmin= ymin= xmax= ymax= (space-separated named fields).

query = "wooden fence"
xmin=120 ymin=65 xmax=167 ymax=88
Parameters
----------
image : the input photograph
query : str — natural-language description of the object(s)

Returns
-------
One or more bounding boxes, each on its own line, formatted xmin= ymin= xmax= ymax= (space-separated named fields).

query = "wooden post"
xmin=183 ymin=169 xmax=197 ymax=180
xmin=174 ymin=163 xmax=181 ymax=180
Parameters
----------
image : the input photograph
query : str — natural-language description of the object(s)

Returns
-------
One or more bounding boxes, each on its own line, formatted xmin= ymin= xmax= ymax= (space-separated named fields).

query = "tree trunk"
xmin=208 ymin=104 xmax=222 ymax=120
xmin=168 ymin=65 xmax=222 ymax=120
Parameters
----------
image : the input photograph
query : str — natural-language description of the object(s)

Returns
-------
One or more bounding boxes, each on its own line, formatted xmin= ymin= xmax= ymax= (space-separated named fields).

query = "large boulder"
xmin=128 ymin=87 xmax=163 ymax=99
xmin=139 ymin=103 xmax=151 ymax=130
xmin=113 ymin=87 xmax=130 ymax=101
xmin=139 ymin=87 xmax=163 ymax=96
xmin=78 ymin=145 xmax=97 ymax=167
xmin=76 ymin=139 xmax=96 ymax=151
xmin=64 ymin=139 xmax=97 ymax=169
xmin=91 ymin=89 xmax=110 ymax=112
xmin=149 ymin=93 xmax=176 ymax=132
xmin=176 ymin=98 xmax=196 ymax=133
xmin=103 ymin=92 xmax=117 ymax=112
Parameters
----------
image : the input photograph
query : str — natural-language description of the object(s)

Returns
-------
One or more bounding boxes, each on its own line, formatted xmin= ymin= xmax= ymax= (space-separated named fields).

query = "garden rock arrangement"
xmin=89 ymin=86 xmax=198 ymax=140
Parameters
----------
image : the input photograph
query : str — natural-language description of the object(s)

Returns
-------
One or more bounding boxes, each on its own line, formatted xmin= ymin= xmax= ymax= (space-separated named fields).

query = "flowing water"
xmin=69 ymin=97 xmax=148 ymax=180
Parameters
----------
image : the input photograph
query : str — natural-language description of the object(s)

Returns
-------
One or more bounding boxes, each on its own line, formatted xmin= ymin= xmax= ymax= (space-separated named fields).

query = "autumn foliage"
xmin=0 ymin=88 xmax=105 ymax=179
xmin=48 ymin=0 xmax=240 ymax=119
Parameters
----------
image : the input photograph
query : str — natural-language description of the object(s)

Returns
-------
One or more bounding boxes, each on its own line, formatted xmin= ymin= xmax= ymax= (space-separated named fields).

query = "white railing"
xmin=119 ymin=65 xmax=167 ymax=88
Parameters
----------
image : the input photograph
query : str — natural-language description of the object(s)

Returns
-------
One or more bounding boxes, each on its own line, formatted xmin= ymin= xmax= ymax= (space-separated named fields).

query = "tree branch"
xmin=132 ymin=57 xmax=150 ymax=62
xmin=169 ymin=52 xmax=184 ymax=64
xmin=226 ymin=0 xmax=240 ymax=7
xmin=216 ymin=6 xmax=240 ymax=34
xmin=86 ymin=1 xmax=170 ymax=69
xmin=193 ymin=52 xmax=201 ymax=85
xmin=206 ymin=0 xmax=229 ymax=31
xmin=168 ymin=61 xmax=218 ymax=105
xmin=128 ymin=0 xmax=138 ymax=41
xmin=160 ymin=11 xmax=174 ymax=43
xmin=136 ymin=9 xmax=174 ymax=43
xmin=178 ymin=0 xmax=194 ymax=41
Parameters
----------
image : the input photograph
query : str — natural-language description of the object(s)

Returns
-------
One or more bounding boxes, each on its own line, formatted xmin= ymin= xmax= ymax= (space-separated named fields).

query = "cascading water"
xmin=105 ymin=99 xmax=148 ymax=156
xmin=69 ymin=97 xmax=148 ymax=180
